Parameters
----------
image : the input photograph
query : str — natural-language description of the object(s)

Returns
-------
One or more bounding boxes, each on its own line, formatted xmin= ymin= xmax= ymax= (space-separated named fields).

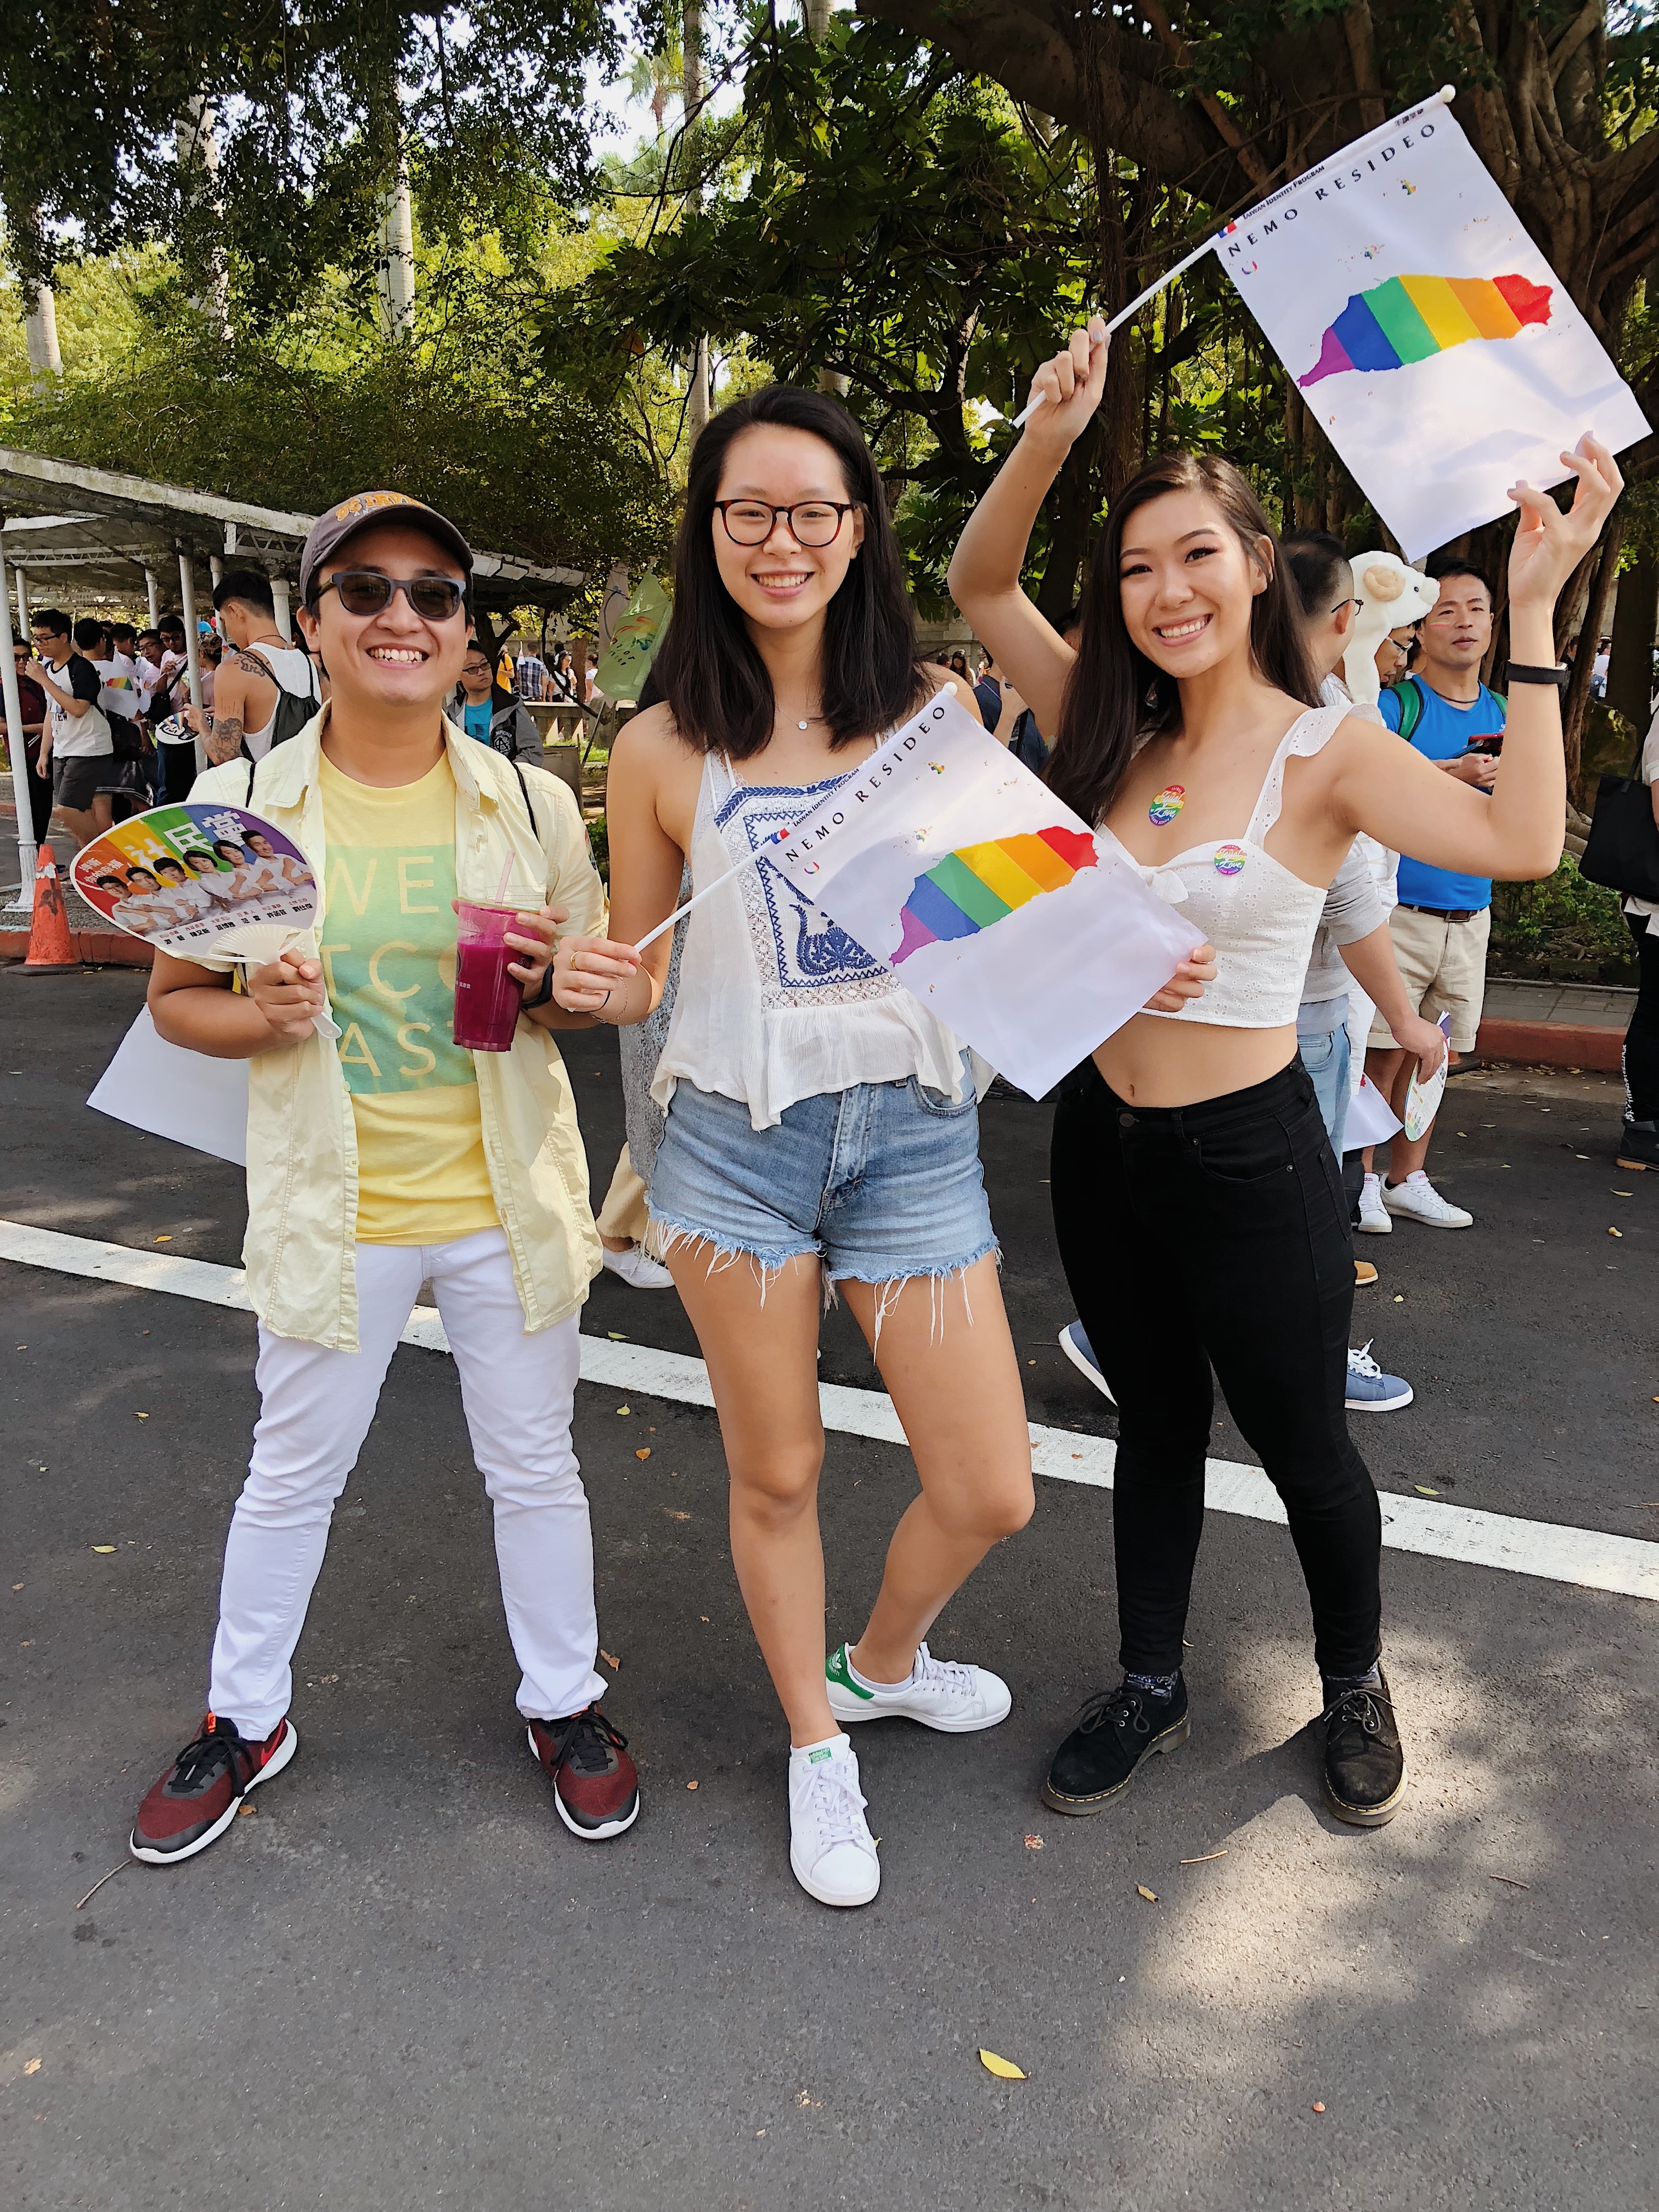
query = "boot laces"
xmin=911 ymin=1641 xmax=977 ymax=1700
xmin=1074 ymin=1684 xmax=1153 ymax=1739
xmin=1347 ymin=1342 xmax=1383 ymax=1378
xmin=168 ymin=1718 xmax=247 ymax=1793
xmin=1323 ymin=1683 xmax=1393 ymax=1738
xmin=546 ymin=1706 xmax=626 ymax=1777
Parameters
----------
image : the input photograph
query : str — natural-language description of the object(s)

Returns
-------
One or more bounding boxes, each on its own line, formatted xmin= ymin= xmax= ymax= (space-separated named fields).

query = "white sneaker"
xmin=600 ymin=1243 xmax=675 ymax=1289
xmin=1381 ymin=1171 xmax=1473 ymax=1229
xmin=1356 ymin=1173 xmax=1392 ymax=1234
xmin=788 ymin=1736 xmax=881 ymax=1908
xmin=825 ymin=1640 xmax=1012 ymax=1733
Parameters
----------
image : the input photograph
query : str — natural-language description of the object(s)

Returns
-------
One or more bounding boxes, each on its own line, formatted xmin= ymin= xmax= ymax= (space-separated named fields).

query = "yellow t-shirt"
xmin=317 ymin=752 xmax=500 ymax=1245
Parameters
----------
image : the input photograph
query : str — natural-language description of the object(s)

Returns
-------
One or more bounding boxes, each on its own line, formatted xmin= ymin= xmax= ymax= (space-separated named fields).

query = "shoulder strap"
xmin=1244 ymin=702 xmax=1348 ymax=848
xmin=1395 ymin=674 xmax=1424 ymax=741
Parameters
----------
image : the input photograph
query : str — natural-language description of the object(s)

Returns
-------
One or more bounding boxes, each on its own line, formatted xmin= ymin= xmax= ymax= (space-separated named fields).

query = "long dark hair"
xmin=650 ymin=385 xmax=930 ymax=757
xmin=1047 ymin=451 xmax=1319 ymax=827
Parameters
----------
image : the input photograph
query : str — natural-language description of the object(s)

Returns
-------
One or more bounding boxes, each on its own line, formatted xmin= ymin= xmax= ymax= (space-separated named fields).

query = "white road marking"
xmin=4 ymin=1217 xmax=1656 ymax=1606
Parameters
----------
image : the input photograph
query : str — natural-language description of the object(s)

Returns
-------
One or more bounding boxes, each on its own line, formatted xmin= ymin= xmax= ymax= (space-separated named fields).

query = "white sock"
xmin=791 ymin=1732 xmax=850 ymax=1764
xmin=847 ymin=1649 xmax=915 ymax=1695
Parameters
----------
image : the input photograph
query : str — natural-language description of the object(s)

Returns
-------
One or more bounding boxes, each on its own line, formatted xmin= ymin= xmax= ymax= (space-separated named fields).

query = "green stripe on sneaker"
xmin=826 ymin=1643 xmax=874 ymax=1699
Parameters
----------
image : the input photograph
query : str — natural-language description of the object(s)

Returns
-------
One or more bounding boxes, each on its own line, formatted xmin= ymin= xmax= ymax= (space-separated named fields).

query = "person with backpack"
xmin=1358 ymin=557 xmax=1506 ymax=1234
xmin=453 ymin=642 xmax=546 ymax=764
xmin=128 ymin=490 xmax=639 ymax=1868
xmin=75 ymin=617 xmax=151 ymax=816
xmin=186 ymin=569 xmax=321 ymax=764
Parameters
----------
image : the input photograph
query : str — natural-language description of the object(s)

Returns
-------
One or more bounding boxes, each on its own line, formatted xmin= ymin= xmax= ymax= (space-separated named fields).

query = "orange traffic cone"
xmin=19 ymin=849 xmax=79 ymax=973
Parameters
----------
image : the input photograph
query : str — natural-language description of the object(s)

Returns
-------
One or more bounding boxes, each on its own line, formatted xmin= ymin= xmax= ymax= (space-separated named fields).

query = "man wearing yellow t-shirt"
xmin=129 ymin=491 xmax=640 ymax=1865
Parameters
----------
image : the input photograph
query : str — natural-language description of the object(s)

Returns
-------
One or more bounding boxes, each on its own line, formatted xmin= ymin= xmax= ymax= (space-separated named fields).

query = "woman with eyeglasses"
xmin=548 ymin=388 xmax=1204 ymax=1909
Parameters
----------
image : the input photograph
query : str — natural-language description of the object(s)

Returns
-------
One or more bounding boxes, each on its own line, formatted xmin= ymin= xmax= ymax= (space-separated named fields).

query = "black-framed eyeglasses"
xmin=714 ymin=499 xmax=857 ymax=548
xmin=309 ymin=570 xmax=468 ymax=621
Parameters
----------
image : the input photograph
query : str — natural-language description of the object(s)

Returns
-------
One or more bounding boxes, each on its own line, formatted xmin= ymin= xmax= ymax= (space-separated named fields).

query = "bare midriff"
xmin=1093 ymin=1013 xmax=1299 ymax=1108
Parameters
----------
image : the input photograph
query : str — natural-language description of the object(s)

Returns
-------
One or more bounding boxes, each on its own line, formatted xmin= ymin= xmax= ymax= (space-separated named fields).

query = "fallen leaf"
xmin=24 ymin=2058 xmax=41 ymax=2076
xmin=635 ymin=1447 xmax=651 ymax=1460
xmin=1614 ymin=1190 xmax=1633 ymax=1197
xmin=1137 ymin=1884 xmax=1158 ymax=1903
xmin=664 ymin=1508 xmax=691 ymax=1521
xmin=237 ymin=1799 xmax=257 ymax=1817
xmin=1414 ymin=1485 xmax=1439 ymax=1497
xmin=978 ymin=2049 xmax=1026 ymax=2080
xmin=700 ymin=1615 xmax=710 ymax=1622
xmin=135 ymin=1412 xmax=148 ymax=1420
xmin=92 ymin=1545 xmax=115 ymax=1555
xmin=616 ymin=1405 xmax=631 ymax=1415
xmin=1312 ymin=2101 xmax=1325 ymax=2114
xmin=1608 ymin=1227 xmax=1623 ymax=1238
xmin=1024 ymin=1834 xmax=1044 ymax=1850
xmin=599 ymin=1649 xmax=620 ymax=1670
xmin=1393 ymin=1294 xmax=1404 ymax=1303
xmin=686 ymin=1779 xmax=698 ymax=1790
xmin=606 ymin=1331 xmax=628 ymax=1341
xmin=153 ymin=1234 xmax=171 ymax=1243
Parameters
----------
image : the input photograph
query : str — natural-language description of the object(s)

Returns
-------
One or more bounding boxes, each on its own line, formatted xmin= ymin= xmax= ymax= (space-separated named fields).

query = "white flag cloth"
xmin=1215 ymin=94 xmax=1649 ymax=559
xmin=770 ymin=693 xmax=1197 ymax=1101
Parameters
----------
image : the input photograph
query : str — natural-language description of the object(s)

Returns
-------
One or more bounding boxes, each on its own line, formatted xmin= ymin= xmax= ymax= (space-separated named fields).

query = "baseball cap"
xmin=299 ymin=490 xmax=473 ymax=605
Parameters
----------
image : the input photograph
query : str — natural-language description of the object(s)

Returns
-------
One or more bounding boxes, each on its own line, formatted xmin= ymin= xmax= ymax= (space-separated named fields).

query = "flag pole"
xmin=1011 ymin=84 xmax=1458 ymax=432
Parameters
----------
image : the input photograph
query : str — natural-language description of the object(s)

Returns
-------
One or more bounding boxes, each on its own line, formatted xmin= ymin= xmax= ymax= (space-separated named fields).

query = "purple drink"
xmin=451 ymin=899 xmax=524 ymax=1051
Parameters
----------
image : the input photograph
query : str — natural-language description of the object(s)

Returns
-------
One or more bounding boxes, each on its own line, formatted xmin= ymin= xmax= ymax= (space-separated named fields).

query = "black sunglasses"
xmin=311 ymin=569 xmax=468 ymax=621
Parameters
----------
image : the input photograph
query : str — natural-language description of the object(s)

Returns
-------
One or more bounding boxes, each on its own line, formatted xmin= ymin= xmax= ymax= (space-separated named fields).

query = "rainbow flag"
xmin=1298 ymin=273 xmax=1551 ymax=390
xmin=891 ymin=826 xmax=1096 ymax=964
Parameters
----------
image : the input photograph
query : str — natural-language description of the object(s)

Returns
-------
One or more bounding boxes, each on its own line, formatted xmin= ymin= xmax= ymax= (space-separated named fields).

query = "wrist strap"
xmin=526 ymin=961 xmax=557 ymax=1008
xmin=1507 ymin=663 xmax=1568 ymax=688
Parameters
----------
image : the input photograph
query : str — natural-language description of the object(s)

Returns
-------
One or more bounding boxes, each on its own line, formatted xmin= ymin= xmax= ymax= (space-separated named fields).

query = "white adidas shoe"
xmin=788 ymin=1736 xmax=881 ymax=1908
xmin=600 ymin=1243 xmax=675 ymax=1289
xmin=825 ymin=1640 xmax=1012 ymax=1734
xmin=1356 ymin=1173 xmax=1392 ymax=1234
xmin=1381 ymin=1171 xmax=1473 ymax=1229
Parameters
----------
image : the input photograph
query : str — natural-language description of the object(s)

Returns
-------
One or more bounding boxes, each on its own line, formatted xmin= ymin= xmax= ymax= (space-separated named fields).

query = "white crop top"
xmin=651 ymin=753 xmax=966 ymax=1129
xmin=1103 ymin=701 xmax=1351 ymax=1031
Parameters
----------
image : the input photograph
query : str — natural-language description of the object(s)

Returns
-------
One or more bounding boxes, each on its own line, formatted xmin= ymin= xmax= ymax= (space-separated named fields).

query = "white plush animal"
xmin=1341 ymin=551 xmax=1440 ymax=706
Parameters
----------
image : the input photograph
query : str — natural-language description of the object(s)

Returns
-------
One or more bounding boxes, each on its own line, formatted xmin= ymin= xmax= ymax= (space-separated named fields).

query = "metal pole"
xmin=144 ymin=568 xmax=159 ymax=627
xmin=15 ymin=565 xmax=30 ymax=644
xmin=270 ymin=577 xmax=293 ymax=642
xmin=178 ymin=551 xmax=206 ymax=778
xmin=0 ymin=573 xmax=38 ymax=912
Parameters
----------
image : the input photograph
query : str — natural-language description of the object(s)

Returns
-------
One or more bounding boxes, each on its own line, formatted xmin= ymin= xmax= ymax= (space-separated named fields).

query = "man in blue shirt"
xmin=1360 ymin=557 xmax=1505 ymax=1234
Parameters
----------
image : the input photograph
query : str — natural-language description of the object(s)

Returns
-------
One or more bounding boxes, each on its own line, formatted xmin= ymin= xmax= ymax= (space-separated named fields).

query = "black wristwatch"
xmin=1507 ymin=663 xmax=1569 ymax=688
xmin=524 ymin=962 xmax=557 ymax=1009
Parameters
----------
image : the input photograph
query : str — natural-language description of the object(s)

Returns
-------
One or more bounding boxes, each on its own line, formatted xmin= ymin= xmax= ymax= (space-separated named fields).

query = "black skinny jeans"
xmin=1623 ymin=914 xmax=1659 ymax=1124
xmin=1051 ymin=1058 xmax=1382 ymax=1680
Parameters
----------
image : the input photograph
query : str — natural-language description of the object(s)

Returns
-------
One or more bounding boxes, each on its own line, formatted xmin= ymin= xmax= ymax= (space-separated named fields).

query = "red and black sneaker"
xmin=527 ymin=1705 xmax=639 ymax=1840
xmin=130 ymin=1713 xmax=298 ymax=1866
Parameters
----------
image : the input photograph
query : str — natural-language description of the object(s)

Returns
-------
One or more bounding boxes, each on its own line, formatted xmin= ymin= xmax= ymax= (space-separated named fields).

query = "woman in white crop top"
xmin=950 ymin=317 xmax=1621 ymax=1834
xmin=551 ymin=388 xmax=1210 ymax=1910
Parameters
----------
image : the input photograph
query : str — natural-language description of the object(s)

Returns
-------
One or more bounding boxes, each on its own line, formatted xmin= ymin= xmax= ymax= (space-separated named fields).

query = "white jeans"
xmin=208 ymin=1227 xmax=605 ymax=1737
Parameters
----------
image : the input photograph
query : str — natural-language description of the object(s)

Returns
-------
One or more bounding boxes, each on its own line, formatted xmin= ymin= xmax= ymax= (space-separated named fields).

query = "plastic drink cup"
xmin=451 ymin=899 xmax=526 ymax=1051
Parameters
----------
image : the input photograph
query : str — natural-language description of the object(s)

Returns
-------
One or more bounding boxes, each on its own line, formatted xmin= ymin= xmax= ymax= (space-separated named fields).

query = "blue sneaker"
xmin=1059 ymin=1321 xmax=1115 ymax=1404
xmin=1345 ymin=1344 xmax=1413 ymax=1413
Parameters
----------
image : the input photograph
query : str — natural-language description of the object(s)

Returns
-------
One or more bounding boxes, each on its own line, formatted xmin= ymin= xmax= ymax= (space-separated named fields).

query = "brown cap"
xmin=298 ymin=491 xmax=472 ymax=605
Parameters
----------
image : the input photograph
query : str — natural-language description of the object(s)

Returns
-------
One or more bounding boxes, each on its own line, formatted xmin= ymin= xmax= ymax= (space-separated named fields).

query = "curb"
xmin=1475 ymin=1017 xmax=1622 ymax=1073
xmin=0 ymin=929 xmax=152 ymax=969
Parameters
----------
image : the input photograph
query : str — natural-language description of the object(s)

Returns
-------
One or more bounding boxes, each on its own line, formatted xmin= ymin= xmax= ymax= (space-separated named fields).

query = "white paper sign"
xmin=1216 ymin=98 xmax=1649 ymax=559
xmin=87 ymin=1008 xmax=250 ymax=1166
xmin=770 ymin=694 xmax=1198 ymax=1101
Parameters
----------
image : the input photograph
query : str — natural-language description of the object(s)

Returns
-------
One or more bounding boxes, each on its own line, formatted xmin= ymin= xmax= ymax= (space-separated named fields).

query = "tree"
xmin=0 ymin=3 xmax=634 ymax=319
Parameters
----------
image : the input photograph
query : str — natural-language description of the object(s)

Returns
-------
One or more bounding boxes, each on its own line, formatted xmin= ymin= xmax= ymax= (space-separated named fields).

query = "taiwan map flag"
xmin=770 ymin=692 xmax=1196 ymax=1101
xmin=1214 ymin=94 xmax=1648 ymax=558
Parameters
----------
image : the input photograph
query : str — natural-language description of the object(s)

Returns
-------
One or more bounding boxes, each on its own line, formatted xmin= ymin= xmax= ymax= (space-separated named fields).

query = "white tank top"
xmin=651 ymin=753 xmax=966 ymax=1130
xmin=1105 ymin=701 xmax=1351 ymax=1030
xmin=239 ymin=644 xmax=320 ymax=758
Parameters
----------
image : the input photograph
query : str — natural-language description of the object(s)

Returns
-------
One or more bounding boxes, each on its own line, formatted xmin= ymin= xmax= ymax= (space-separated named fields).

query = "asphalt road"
xmin=3 ymin=968 xmax=1656 ymax=2211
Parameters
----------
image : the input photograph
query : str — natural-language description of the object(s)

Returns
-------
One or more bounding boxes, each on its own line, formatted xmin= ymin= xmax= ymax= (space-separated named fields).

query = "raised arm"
xmin=1329 ymin=437 xmax=1623 ymax=882
xmin=946 ymin=319 xmax=1109 ymax=736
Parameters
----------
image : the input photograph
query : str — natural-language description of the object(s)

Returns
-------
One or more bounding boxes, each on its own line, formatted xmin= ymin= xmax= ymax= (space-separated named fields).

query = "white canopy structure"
xmin=0 ymin=448 xmax=585 ymax=911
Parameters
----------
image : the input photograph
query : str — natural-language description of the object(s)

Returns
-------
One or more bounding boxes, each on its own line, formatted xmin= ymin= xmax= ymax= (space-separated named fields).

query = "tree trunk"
xmin=23 ymin=281 xmax=61 ymax=385
xmin=1561 ymin=510 xmax=1624 ymax=793
xmin=806 ymin=0 xmax=834 ymax=38
xmin=684 ymin=5 xmax=709 ymax=438
xmin=177 ymin=98 xmax=232 ymax=341
xmin=1606 ymin=547 xmax=1657 ymax=742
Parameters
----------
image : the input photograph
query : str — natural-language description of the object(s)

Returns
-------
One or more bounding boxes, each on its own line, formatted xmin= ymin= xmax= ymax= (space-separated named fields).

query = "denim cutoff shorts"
xmin=647 ymin=1066 xmax=998 ymax=1288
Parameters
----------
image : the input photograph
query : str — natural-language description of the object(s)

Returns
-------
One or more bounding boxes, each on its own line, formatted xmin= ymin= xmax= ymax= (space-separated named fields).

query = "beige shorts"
xmin=1368 ymin=902 xmax=1491 ymax=1053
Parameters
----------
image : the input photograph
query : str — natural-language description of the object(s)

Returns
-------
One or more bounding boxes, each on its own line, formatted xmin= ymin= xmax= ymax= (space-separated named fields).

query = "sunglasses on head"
xmin=311 ymin=569 xmax=468 ymax=621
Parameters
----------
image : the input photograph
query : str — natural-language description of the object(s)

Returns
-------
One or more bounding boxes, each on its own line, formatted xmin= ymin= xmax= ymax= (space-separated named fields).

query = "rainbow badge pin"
xmin=1212 ymin=843 xmax=1247 ymax=877
xmin=1148 ymin=785 xmax=1186 ymax=828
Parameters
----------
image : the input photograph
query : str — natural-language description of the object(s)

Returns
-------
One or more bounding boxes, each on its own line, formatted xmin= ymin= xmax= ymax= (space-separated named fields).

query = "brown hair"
xmin=1047 ymin=452 xmax=1319 ymax=827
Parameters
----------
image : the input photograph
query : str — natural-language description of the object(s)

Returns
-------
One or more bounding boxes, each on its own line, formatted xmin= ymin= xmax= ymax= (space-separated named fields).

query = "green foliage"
xmin=1491 ymin=857 xmax=1638 ymax=978
xmin=4 ymin=321 xmax=672 ymax=599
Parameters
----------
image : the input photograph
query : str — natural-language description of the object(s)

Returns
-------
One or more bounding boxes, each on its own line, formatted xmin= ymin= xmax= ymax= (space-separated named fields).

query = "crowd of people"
xmin=97 ymin=358 xmax=1621 ymax=1918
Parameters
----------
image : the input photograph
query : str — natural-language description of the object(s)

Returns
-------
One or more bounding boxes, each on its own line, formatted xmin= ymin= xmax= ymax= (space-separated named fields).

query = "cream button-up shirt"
xmin=189 ymin=710 xmax=606 ymax=1350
